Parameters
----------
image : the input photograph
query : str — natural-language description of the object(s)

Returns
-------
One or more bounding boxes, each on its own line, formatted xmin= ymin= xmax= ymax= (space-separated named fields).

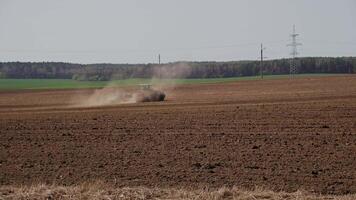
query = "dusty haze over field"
xmin=0 ymin=0 xmax=355 ymax=63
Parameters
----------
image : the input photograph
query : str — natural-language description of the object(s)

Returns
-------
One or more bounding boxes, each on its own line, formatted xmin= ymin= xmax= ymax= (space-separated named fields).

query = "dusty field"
xmin=0 ymin=76 xmax=356 ymax=196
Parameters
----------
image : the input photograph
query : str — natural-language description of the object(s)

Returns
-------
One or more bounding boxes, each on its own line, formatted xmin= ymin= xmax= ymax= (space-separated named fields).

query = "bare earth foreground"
xmin=1 ymin=76 xmax=356 ymax=199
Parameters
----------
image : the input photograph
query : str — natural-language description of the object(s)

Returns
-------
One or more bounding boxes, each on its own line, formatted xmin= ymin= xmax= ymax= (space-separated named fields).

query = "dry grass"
xmin=0 ymin=183 xmax=355 ymax=200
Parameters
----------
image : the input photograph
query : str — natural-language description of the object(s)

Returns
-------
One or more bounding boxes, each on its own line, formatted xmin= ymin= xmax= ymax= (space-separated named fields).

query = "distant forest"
xmin=0 ymin=57 xmax=355 ymax=81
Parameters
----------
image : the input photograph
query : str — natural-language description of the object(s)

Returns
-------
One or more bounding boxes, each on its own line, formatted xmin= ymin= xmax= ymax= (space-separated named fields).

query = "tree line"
xmin=0 ymin=57 xmax=355 ymax=81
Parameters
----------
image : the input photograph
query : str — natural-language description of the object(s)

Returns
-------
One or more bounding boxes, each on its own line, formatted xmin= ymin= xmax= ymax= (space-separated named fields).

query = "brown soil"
xmin=0 ymin=76 xmax=355 ymax=195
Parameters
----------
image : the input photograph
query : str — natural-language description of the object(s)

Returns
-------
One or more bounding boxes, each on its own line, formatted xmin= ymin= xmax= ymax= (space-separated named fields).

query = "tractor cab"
xmin=139 ymin=84 xmax=152 ymax=91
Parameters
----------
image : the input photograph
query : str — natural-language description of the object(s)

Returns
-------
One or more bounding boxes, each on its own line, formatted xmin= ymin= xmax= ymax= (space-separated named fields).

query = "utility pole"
xmin=260 ymin=43 xmax=267 ymax=79
xmin=158 ymin=54 xmax=161 ymax=79
xmin=287 ymin=25 xmax=302 ymax=78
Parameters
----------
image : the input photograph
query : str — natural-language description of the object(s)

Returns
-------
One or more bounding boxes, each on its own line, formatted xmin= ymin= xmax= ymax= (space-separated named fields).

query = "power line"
xmin=0 ymin=43 xmax=256 ymax=54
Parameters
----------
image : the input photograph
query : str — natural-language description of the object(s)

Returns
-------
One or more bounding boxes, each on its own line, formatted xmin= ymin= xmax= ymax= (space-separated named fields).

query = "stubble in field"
xmin=1 ymin=183 xmax=355 ymax=200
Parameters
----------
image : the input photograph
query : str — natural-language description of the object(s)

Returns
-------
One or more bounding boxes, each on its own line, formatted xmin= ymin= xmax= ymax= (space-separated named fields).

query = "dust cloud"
xmin=76 ymin=87 xmax=137 ymax=107
xmin=71 ymin=62 xmax=192 ymax=107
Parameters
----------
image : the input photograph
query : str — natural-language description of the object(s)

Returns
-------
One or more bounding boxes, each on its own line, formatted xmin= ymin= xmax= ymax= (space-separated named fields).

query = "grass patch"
xmin=0 ymin=74 xmax=345 ymax=90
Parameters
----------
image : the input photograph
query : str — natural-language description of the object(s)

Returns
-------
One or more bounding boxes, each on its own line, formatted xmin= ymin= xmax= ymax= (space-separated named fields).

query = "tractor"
xmin=136 ymin=84 xmax=165 ymax=102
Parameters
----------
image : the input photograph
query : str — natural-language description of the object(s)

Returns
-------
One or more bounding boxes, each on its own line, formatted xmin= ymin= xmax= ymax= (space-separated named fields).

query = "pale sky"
xmin=0 ymin=0 xmax=355 ymax=64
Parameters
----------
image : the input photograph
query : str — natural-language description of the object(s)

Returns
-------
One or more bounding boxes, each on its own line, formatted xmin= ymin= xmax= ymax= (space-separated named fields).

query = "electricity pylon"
xmin=287 ymin=25 xmax=302 ymax=77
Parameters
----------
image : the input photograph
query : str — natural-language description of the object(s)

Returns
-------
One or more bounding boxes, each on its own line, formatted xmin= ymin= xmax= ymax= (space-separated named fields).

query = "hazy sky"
xmin=0 ymin=0 xmax=355 ymax=63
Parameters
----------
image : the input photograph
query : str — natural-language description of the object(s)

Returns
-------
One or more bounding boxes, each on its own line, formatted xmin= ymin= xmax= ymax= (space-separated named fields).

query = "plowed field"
xmin=1 ymin=76 xmax=355 ymax=195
